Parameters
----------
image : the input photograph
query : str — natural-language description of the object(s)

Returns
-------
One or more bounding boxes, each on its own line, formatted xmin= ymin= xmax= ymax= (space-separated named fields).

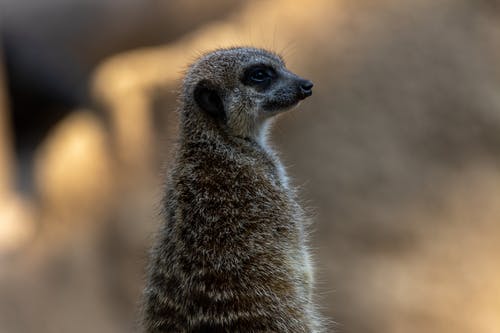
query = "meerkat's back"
xmin=141 ymin=47 xmax=322 ymax=332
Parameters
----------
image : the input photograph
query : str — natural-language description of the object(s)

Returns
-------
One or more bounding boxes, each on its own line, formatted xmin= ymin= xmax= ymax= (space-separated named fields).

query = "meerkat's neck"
xmin=181 ymin=105 xmax=275 ymax=150
xmin=255 ymin=118 xmax=273 ymax=148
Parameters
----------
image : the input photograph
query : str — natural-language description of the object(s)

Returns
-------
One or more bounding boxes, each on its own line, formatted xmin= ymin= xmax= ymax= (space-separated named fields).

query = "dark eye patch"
xmin=241 ymin=64 xmax=277 ymax=89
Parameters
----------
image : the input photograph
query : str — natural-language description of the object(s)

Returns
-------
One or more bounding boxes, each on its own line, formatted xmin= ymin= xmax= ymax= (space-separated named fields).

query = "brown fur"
xmin=141 ymin=47 xmax=321 ymax=332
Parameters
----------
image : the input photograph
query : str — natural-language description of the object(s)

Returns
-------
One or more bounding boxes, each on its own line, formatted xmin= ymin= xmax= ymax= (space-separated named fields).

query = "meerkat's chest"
xmin=244 ymin=146 xmax=291 ymax=191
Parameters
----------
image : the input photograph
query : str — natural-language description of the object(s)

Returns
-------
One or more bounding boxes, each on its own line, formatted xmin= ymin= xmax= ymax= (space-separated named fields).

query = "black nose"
xmin=299 ymin=80 xmax=313 ymax=99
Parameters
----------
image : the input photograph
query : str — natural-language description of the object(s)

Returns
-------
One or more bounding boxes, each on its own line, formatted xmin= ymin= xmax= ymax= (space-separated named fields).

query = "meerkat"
xmin=141 ymin=47 xmax=321 ymax=332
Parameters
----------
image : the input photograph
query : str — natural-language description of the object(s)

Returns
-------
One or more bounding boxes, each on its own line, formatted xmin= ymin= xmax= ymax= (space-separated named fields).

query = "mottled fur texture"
xmin=141 ymin=47 xmax=321 ymax=332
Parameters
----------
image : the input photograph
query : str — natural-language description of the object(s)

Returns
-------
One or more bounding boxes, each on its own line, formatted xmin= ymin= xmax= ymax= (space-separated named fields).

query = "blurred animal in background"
xmin=141 ymin=47 xmax=322 ymax=332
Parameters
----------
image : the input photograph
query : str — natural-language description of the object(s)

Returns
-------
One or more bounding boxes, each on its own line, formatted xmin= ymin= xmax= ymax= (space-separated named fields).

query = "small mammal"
xmin=141 ymin=47 xmax=321 ymax=332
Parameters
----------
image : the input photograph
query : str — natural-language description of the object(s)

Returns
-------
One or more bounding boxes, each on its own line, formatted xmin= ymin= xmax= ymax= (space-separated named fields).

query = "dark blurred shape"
xmin=0 ymin=44 xmax=13 ymax=193
xmin=0 ymin=0 xmax=245 ymax=189
xmin=2 ymin=31 xmax=87 ymax=149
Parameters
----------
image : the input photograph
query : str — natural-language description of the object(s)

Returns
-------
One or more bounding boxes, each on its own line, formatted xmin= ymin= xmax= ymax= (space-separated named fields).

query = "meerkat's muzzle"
xmin=298 ymin=79 xmax=314 ymax=99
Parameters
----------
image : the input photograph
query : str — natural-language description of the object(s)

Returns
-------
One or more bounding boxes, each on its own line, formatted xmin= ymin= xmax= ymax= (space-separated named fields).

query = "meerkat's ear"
xmin=193 ymin=80 xmax=226 ymax=122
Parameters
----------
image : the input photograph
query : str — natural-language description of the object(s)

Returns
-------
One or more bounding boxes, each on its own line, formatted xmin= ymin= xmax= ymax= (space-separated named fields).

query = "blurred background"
xmin=1 ymin=0 xmax=500 ymax=332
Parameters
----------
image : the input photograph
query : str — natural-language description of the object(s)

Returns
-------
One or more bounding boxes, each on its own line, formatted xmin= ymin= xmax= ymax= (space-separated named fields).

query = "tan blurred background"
xmin=1 ymin=0 xmax=500 ymax=332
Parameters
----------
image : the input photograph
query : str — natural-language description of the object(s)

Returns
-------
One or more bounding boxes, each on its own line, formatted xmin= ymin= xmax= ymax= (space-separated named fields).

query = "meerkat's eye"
xmin=250 ymin=69 xmax=269 ymax=82
xmin=242 ymin=65 xmax=276 ymax=87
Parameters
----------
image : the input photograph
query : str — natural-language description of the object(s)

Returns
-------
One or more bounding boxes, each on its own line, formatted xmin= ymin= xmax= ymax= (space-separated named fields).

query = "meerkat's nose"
xmin=298 ymin=80 xmax=314 ymax=99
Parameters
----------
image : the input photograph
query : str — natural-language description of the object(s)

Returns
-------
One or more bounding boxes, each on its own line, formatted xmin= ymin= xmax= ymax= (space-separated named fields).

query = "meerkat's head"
xmin=182 ymin=47 xmax=313 ymax=141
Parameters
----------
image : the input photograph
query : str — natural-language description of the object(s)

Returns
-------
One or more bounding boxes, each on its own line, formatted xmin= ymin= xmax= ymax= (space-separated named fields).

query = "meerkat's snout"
xmin=261 ymin=73 xmax=314 ymax=113
xmin=298 ymin=79 xmax=314 ymax=99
